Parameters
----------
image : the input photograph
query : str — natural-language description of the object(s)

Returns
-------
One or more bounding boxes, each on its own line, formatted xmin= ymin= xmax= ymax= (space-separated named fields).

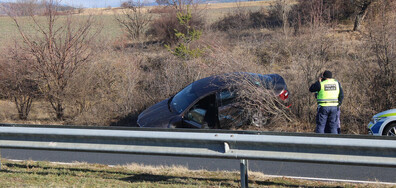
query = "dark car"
xmin=137 ymin=72 xmax=289 ymax=129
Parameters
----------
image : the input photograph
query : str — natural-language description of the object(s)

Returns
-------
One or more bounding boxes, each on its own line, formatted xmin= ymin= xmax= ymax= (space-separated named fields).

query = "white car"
xmin=367 ymin=109 xmax=396 ymax=136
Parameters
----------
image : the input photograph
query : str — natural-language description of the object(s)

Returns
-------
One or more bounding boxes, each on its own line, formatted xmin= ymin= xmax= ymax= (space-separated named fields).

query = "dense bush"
xmin=147 ymin=8 xmax=204 ymax=44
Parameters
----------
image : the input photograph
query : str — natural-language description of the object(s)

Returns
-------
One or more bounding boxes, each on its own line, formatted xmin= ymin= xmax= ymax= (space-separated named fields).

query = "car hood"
xmin=374 ymin=109 xmax=396 ymax=118
xmin=137 ymin=98 xmax=178 ymax=128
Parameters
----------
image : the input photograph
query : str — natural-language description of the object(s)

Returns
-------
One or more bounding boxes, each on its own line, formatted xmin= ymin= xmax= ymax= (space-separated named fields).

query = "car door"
xmin=182 ymin=94 xmax=218 ymax=129
xmin=217 ymin=89 xmax=245 ymax=129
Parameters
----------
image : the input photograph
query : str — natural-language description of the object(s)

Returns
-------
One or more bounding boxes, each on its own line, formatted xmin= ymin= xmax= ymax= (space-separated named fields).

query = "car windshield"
xmin=171 ymin=83 xmax=199 ymax=114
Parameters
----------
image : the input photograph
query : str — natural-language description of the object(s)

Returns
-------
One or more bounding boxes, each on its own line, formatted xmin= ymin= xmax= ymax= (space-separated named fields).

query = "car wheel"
xmin=383 ymin=123 xmax=396 ymax=136
xmin=201 ymin=122 xmax=209 ymax=129
xmin=250 ymin=113 xmax=269 ymax=127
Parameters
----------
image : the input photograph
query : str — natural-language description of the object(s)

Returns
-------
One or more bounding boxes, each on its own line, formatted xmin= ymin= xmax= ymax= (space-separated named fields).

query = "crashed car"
xmin=137 ymin=72 xmax=289 ymax=129
xmin=367 ymin=109 xmax=396 ymax=136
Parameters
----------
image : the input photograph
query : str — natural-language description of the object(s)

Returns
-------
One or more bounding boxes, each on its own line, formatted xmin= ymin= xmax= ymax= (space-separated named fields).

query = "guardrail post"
xmin=240 ymin=159 xmax=248 ymax=188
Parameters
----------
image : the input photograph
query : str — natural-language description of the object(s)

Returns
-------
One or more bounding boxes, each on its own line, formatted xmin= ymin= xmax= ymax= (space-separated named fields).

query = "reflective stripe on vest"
xmin=317 ymin=79 xmax=340 ymax=106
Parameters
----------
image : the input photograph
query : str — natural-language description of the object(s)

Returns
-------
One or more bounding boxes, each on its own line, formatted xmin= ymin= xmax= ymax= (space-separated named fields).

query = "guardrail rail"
xmin=1 ymin=124 xmax=396 ymax=187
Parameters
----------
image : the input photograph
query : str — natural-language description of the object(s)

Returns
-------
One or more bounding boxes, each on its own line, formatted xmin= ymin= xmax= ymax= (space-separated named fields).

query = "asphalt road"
xmin=1 ymin=148 xmax=395 ymax=183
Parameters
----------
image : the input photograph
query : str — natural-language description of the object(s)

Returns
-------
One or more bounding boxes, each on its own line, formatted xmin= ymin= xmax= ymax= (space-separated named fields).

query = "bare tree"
xmin=0 ymin=45 xmax=39 ymax=120
xmin=115 ymin=0 xmax=152 ymax=41
xmin=9 ymin=0 xmax=99 ymax=120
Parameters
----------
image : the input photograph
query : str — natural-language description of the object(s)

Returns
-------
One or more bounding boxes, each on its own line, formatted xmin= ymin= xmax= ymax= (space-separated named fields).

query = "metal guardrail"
xmin=1 ymin=125 xmax=396 ymax=187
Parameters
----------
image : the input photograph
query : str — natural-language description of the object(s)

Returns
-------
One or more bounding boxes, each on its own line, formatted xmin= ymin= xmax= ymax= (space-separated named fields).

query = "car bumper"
xmin=367 ymin=121 xmax=383 ymax=136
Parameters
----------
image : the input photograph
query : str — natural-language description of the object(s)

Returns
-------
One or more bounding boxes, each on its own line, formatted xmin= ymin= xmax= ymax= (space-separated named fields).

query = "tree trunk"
xmin=353 ymin=1 xmax=372 ymax=31
xmin=50 ymin=98 xmax=64 ymax=120
xmin=14 ymin=96 xmax=33 ymax=120
xmin=55 ymin=103 xmax=64 ymax=120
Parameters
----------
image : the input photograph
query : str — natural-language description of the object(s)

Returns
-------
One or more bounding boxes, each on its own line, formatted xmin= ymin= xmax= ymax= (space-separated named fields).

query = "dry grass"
xmin=0 ymin=100 xmax=63 ymax=125
xmin=0 ymin=159 xmax=390 ymax=187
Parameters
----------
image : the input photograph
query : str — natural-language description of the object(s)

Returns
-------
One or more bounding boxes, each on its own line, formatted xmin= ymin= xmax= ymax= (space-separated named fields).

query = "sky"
xmin=0 ymin=0 xmax=157 ymax=8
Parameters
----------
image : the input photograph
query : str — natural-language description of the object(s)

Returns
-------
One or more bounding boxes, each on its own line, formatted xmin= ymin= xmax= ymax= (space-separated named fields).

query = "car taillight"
xmin=279 ymin=89 xmax=289 ymax=101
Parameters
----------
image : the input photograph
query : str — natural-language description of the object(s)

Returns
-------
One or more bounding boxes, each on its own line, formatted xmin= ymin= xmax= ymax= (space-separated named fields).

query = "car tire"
xmin=201 ymin=122 xmax=209 ymax=129
xmin=250 ymin=113 xmax=269 ymax=127
xmin=383 ymin=123 xmax=396 ymax=136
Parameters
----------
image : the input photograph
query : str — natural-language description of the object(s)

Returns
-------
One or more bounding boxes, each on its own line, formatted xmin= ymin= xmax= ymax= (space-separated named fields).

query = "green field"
xmin=0 ymin=14 xmax=123 ymax=49
xmin=0 ymin=159 xmax=386 ymax=187
xmin=0 ymin=16 xmax=19 ymax=45
xmin=0 ymin=3 xmax=270 ymax=49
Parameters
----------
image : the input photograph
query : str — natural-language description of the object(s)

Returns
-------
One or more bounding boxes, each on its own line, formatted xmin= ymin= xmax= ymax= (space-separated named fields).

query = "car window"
xmin=186 ymin=108 xmax=207 ymax=125
xmin=171 ymin=84 xmax=199 ymax=114
xmin=219 ymin=90 xmax=236 ymax=106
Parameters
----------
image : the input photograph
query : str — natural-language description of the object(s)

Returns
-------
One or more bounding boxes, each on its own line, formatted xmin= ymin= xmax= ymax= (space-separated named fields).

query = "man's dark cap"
xmin=323 ymin=70 xmax=332 ymax=78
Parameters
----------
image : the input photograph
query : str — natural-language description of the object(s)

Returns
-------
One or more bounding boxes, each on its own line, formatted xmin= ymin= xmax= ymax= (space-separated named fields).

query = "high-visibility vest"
xmin=317 ymin=79 xmax=340 ymax=106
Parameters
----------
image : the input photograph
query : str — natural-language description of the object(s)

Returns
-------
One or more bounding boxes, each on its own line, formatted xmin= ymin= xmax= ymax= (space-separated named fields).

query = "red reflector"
xmin=279 ymin=89 xmax=289 ymax=100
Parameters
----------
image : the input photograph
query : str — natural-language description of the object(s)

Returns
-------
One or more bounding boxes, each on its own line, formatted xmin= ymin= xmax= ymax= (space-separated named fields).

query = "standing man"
xmin=309 ymin=70 xmax=344 ymax=134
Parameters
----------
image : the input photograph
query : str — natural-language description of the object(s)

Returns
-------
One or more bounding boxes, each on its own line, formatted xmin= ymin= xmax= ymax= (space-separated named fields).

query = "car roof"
xmin=190 ymin=72 xmax=287 ymax=97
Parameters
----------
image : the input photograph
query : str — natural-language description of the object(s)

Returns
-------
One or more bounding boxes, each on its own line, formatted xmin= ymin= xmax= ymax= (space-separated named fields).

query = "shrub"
xmin=212 ymin=11 xmax=251 ymax=31
xmin=0 ymin=45 xmax=40 ymax=120
xmin=147 ymin=7 xmax=204 ymax=44
xmin=66 ymin=48 xmax=143 ymax=126
xmin=165 ymin=8 xmax=204 ymax=59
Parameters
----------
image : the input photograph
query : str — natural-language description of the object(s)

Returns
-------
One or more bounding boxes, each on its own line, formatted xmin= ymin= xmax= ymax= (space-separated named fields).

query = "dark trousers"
xmin=315 ymin=106 xmax=338 ymax=134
